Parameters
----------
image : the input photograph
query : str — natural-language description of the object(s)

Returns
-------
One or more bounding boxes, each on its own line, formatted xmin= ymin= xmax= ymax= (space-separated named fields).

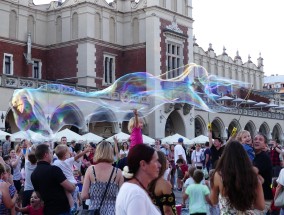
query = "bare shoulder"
xmin=158 ymin=178 xmax=172 ymax=195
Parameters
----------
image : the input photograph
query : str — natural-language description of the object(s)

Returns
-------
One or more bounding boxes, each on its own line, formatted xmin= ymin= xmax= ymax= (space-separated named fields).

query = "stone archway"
xmin=244 ymin=121 xmax=256 ymax=138
xmin=5 ymin=108 xmax=17 ymax=133
xmin=259 ymin=122 xmax=270 ymax=139
xmin=272 ymin=123 xmax=283 ymax=143
xmin=165 ymin=110 xmax=185 ymax=137
xmin=194 ymin=115 xmax=206 ymax=137
xmin=228 ymin=119 xmax=241 ymax=138
xmin=211 ymin=117 xmax=225 ymax=139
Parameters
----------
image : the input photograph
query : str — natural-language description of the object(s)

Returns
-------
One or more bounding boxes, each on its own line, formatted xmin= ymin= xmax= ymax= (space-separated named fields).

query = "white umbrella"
xmin=11 ymin=130 xmax=47 ymax=142
xmin=82 ymin=133 xmax=103 ymax=143
xmin=191 ymin=135 xmax=209 ymax=144
xmin=0 ymin=130 xmax=10 ymax=140
xmin=142 ymin=134 xmax=155 ymax=145
xmin=217 ymin=96 xmax=234 ymax=101
xmin=232 ymin=98 xmax=244 ymax=103
xmin=265 ymin=103 xmax=278 ymax=108
xmin=254 ymin=102 xmax=268 ymax=107
xmin=106 ymin=132 xmax=130 ymax=143
xmin=161 ymin=133 xmax=194 ymax=145
xmin=54 ymin=128 xmax=85 ymax=142
xmin=244 ymin=99 xmax=257 ymax=104
xmin=274 ymin=106 xmax=284 ymax=110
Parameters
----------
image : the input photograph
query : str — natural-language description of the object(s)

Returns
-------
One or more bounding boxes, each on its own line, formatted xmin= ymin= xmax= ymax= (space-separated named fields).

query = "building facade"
xmin=0 ymin=0 xmax=283 ymax=143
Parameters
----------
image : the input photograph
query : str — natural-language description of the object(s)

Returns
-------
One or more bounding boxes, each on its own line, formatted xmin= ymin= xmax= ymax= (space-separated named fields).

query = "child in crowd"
xmin=236 ymin=130 xmax=255 ymax=161
xmin=73 ymin=169 xmax=83 ymax=193
xmin=128 ymin=109 xmax=143 ymax=150
xmin=54 ymin=144 xmax=90 ymax=214
xmin=270 ymin=178 xmax=280 ymax=215
xmin=183 ymin=169 xmax=212 ymax=215
xmin=15 ymin=191 xmax=44 ymax=215
xmin=176 ymin=158 xmax=188 ymax=191
xmin=182 ymin=166 xmax=196 ymax=208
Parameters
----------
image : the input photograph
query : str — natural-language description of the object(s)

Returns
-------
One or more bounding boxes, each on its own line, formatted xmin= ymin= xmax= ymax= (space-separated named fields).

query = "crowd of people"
xmin=0 ymin=110 xmax=283 ymax=215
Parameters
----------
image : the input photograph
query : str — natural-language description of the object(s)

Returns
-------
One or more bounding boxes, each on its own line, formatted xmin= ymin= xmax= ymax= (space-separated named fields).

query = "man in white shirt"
xmin=174 ymin=138 xmax=187 ymax=164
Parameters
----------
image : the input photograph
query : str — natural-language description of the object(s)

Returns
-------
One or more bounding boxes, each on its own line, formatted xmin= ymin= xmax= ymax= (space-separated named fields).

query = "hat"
xmin=90 ymin=143 xmax=96 ymax=148
xmin=178 ymin=138 xmax=184 ymax=143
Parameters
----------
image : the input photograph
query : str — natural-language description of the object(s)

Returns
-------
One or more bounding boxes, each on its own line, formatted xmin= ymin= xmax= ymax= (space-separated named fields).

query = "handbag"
xmin=91 ymin=166 xmax=115 ymax=215
xmin=275 ymin=187 xmax=284 ymax=207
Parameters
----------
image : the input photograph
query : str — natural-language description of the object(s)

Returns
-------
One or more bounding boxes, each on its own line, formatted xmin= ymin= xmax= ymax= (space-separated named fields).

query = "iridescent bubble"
xmin=10 ymin=64 xmax=251 ymax=138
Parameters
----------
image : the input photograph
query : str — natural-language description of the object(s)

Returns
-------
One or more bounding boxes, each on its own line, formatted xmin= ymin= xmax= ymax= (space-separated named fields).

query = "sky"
xmin=34 ymin=0 xmax=283 ymax=77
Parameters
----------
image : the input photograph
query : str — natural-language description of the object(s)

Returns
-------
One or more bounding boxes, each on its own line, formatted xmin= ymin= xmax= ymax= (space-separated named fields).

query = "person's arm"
xmin=205 ymin=194 xmax=212 ymax=206
xmin=60 ymin=179 xmax=75 ymax=193
xmin=113 ymin=136 xmax=119 ymax=159
xmin=74 ymin=147 xmax=91 ymax=161
xmin=208 ymin=130 xmax=213 ymax=148
xmin=209 ymin=172 xmax=220 ymax=205
xmin=275 ymin=147 xmax=283 ymax=154
xmin=133 ymin=109 xmax=139 ymax=128
xmin=205 ymin=152 xmax=209 ymax=166
xmin=1 ymin=182 xmax=18 ymax=209
xmin=15 ymin=206 xmax=29 ymax=213
xmin=11 ymin=154 xmax=22 ymax=168
xmin=253 ymin=176 xmax=265 ymax=210
xmin=81 ymin=166 xmax=92 ymax=200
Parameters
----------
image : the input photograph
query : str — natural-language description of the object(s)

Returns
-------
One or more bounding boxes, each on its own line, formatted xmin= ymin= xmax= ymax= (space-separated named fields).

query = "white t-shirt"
xmin=191 ymin=150 xmax=203 ymax=165
xmin=116 ymin=182 xmax=161 ymax=215
xmin=53 ymin=157 xmax=77 ymax=184
xmin=24 ymin=160 xmax=36 ymax=191
xmin=174 ymin=144 xmax=186 ymax=164
xmin=277 ymin=169 xmax=284 ymax=185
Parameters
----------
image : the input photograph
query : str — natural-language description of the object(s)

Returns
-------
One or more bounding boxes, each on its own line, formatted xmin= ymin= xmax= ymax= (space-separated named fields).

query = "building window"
xmin=103 ymin=55 xmax=115 ymax=85
xmin=33 ymin=60 xmax=42 ymax=79
xmin=166 ymin=42 xmax=182 ymax=79
xmin=3 ymin=54 xmax=13 ymax=75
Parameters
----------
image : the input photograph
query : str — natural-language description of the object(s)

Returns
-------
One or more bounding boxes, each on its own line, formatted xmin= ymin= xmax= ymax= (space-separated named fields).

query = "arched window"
xmin=132 ymin=18 xmax=139 ymax=44
xmin=72 ymin=12 xmax=78 ymax=39
xmin=9 ymin=10 xmax=17 ymax=39
xmin=95 ymin=13 xmax=101 ymax=39
xmin=109 ymin=17 xmax=115 ymax=43
xmin=27 ymin=15 xmax=35 ymax=41
xmin=56 ymin=16 xmax=62 ymax=43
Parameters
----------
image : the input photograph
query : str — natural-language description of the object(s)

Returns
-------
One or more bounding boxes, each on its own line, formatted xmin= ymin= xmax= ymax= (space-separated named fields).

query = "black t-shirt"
xmin=253 ymin=151 xmax=273 ymax=200
xmin=204 ymin=148 xmax=211 ymax=167
xmin=31 ymin=161 xmax=70 ymax=215
xmin=210 ymin=145 xmax=224 ymax=168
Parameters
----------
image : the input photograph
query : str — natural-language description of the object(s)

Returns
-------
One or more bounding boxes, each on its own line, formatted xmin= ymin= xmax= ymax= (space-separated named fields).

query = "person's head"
xmin=128 ymin=116 xmax=143 ymax=133
xmin=61 ymin=136 xmax=67 ymax=145
xmin=205 ymin=142 xmax=210 ymax=147
xmin=74 ymin=143 xmax=82 ymax=153
xmin=178 ymin=138 xmax=183 ymax=144
xmin=9 ymin=149 xmax=16 ymax=158
xmin=70 ymin=140 xmax=76 ymax=147
xmin=5 ymin=135 xmax=10 ymax=141
xmin=270 ymin=139 xmax=277 ymax=148
xmin=55 ymin=144 xmax=70 ymax=160
xmin=73 ymin=169 xmax=81 ymax=177
xmin=89 ymin=142 xmax=96 ymax=153
xmin=94 ymin=141 xmax=114 ymax=164
xmin=3 ymin=155 xmax=11 ymax=164
xmin=122 ymin=141 xmax=129 ymax=150
xmin=35 ymin=144 xmax=52 ymax=163
xmin=213 ymin=137 xmax=222 ymax=148
xmin=215 ymin=140 xmax=258 ymax=211
xmin=170 ymin=144 xmax=175 ymax=151
xmin=28 ymin=153 xmax=37 ymax=165
xmin=236 ymin=130 xmax=251 ymax=145
xmin=193 ymin=169 xmax=204 ymax=184
xmin=21 ymin=139 xmax=28 ymax=148
xmin=126 ymin=144 xmax=160 ymax=180
xmin=253 ymin=132 xmax=268 ymax=154
xmin=188 ymin=166 xmax=196 ymax=178
xmin=195 ymin=143 xmax=201 ymax=151
xmin=156 ymin=151 xmax=167 ymax=177
xmin=30 ymin=191 xmax=43 ymax=208
xmin=176 ymin=158 xmax=184 ymax=166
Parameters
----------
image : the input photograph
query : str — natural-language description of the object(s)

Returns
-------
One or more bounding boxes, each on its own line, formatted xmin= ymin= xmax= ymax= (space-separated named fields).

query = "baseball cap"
xmin=178 ymin=138 xmax=184 ymax=143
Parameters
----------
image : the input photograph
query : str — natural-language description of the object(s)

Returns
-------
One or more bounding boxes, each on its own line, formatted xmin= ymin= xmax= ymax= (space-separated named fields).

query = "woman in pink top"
xmin=128 ymin=109 xmax=143 ymax=150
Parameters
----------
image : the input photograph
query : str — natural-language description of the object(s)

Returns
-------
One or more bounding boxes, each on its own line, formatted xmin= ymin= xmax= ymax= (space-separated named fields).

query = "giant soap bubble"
xmin=10 ymin=64 xmax=251 ymax=139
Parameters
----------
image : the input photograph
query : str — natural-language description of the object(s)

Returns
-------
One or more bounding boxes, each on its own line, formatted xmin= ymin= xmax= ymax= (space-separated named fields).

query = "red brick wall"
xmin=95 ymin=44 xmax=146 ymax=88
xmin=46 ymin=45 xmax=78 ymax=82
xmin=160 ymin=19 xmax=189 ymax=75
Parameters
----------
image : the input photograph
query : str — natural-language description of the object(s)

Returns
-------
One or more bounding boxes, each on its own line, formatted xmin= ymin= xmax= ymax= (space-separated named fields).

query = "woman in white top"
xmin=119 ymin=141 xmax=129 ymax=159
xmin=116 ymin=144 xmax=161 ymax=215
xmin=191 ymin=144 xmax=204 ymax=169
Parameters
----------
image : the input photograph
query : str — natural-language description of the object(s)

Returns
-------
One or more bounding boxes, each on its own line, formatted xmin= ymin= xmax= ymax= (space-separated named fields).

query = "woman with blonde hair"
xmin=81 ymin=141 xmax=124 ymax=215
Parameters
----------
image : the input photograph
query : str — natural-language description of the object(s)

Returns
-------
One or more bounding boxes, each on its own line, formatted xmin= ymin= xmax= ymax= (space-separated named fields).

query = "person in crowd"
xmin=31 ymin=144 xmax=75 ymax=215
xmin=168 ymin=144 xmax=176 ymax=188
xmin=208 ymin=130 xmax=224 ymax=169
xmin=10 ymin=148 xmax=23 ymax=193
xmin=182 ymin=166 xmax=197 ymax=208
xmin=119 ymin=141 xmax=129 ymax=159
xmin=210 ymin=141 xmax=265 ymax=214
xmin=274 ymin=167 xmax=284 ymax=215
xmin=128 ymin=109 xmax=143 ymax=150
xmin=0 ymin=163 xmax=18 ymax=214
xmin=207 ymin=169 xmax=220 ymax=215
xmin=54 ymin=144 xmax=90 ymax=213
xmin=2 ymin=135 xmax=11 ymax=157
xmin=270 ymin=178 xmax=280 ymax=215
xmin=15 ymin=191 xmax=44 ymax=215
xmin=160 ymin=143 xmax=170 ymax=159
xmin=176 ymin=159 xmax=188 ymax=191
xmin=269 ymin=139 xmax=282 ymax=177
xmin=3 ymin=155 xmax=13 ymax=176
xmin=154 ymin=139 xmax=161 ymax=151
xmin=115 ymin=144 xmax=161 ymax=215
xmin=203 ymin=142 xmax=211 ymax=173
xmin=163 ymin=159 xmax=171 ymax=182
xmin=81 ymin=143 xmax=96 ymax=175
xmin=191 ymin=143 xmax=204 ymax=169
xmin=174 ymin=138 xmax=186 ymax=164
xmin=236 ymin=130 xmax=255 ymax=161
xmin=81 ymin=141 xmax=124 ymax=215
xmin=148 ymin=151 xmax=177 ymax=215
xmin=184 ymin=169 xmax=212 ymax=215
xmin=61 ymin=136 xmax=73 ymax=154
xmin=22 ymin=146 xmax=37 ymax=208
xmin=253 ymin=133 xmax=273 ymax=214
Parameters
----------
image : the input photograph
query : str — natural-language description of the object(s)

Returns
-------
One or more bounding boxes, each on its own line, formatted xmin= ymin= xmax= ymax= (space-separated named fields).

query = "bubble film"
xmin=10 ymin=64 xmax=251 ymax=138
